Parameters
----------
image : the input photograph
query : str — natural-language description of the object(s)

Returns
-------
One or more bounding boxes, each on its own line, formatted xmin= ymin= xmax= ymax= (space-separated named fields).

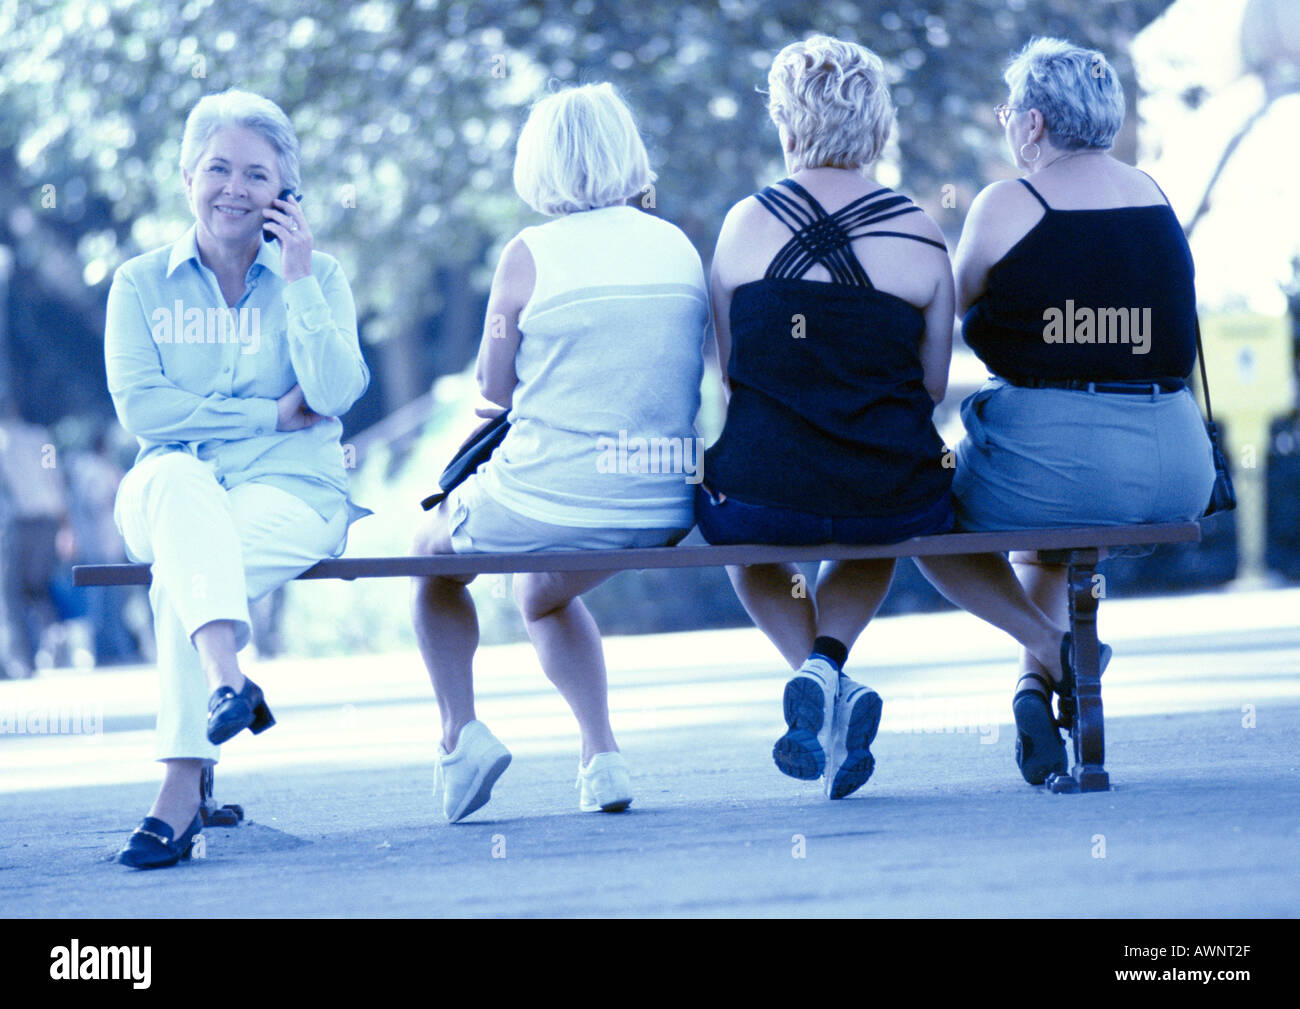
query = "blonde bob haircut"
xmin=513 ymin=83 xmax=655 ymax=216
xmin=767 ymin=35 xmax=894 ymax=172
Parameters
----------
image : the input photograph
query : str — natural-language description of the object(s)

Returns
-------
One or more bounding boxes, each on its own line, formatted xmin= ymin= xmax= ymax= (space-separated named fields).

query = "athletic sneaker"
xmin=576 ymin=752 xmax=633 ymax=812
xmin=824 ymin=675 xmax=883 ymax=799
xmin=434 ymin=720 xmax=512 ymax=823
xmin=772 ymin=656 xmax=838 ymax=780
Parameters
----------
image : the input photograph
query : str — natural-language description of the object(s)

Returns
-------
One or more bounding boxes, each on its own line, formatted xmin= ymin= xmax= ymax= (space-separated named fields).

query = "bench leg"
xmin=199 ymin=765 xmax=245 ymax=827
xmin=1043 ymin=548 xmax=1110 ymax=794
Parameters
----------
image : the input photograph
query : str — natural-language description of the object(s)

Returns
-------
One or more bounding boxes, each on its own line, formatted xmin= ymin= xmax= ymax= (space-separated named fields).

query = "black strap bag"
xmin=1195 ymin=319 xmax=1236 ymax=517
xmin=419 ymin=412 xmax=510 ymax=511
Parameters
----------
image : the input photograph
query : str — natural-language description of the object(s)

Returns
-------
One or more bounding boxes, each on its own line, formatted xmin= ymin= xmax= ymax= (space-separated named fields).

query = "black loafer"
xmin=117 ymin=813 xmax=202 ymax=869
xmin=207 ymin=676 xmax=275 ymax=745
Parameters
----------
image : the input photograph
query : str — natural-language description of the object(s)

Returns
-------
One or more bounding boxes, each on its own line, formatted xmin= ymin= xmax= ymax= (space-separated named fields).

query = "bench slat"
xmin=73 ymin=522 xmax=1201 ymax=587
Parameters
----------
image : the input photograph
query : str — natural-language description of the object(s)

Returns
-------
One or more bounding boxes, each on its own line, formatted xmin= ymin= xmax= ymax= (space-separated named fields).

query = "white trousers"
xmin=115 ymin=452 xmax=347 ymax=761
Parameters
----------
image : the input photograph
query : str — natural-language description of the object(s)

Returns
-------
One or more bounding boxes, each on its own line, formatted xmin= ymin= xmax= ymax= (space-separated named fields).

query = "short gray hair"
xmin=766 ymin=35 xmax=894 ymax=172
xmin=1004 ymin=37 xmax=1125 ymax=150
xmin=179 ymin=89 xmax=301 ymax=191
xmin=513 ymin=83 xmax=655 ymax=216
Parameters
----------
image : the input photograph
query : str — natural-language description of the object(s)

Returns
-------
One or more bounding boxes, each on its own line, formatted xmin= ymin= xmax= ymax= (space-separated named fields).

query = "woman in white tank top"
xmin=410 ymin=84 xmax=708 ymax=823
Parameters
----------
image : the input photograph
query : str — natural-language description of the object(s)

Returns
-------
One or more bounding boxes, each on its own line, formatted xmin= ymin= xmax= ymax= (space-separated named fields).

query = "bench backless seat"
xmin=73 ymin=520 xmax=1202 ymax=820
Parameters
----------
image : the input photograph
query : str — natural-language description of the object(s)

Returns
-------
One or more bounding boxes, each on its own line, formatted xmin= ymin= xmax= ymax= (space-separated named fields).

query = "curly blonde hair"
xmin=766 ymin=35 xmax=894 ymax=172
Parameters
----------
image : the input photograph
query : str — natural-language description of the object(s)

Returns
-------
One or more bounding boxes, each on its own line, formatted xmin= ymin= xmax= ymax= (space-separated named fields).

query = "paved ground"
xmin=2 ymin=585 xmax=1298 ymax=918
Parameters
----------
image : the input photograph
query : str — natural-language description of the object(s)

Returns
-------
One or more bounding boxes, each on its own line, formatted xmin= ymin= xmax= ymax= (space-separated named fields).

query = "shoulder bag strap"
xmin=1195 ymin=316 xmax=1214 ymax=424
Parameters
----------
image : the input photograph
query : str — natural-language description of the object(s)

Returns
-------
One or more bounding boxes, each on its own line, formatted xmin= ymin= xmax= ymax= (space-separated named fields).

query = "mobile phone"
xmin=263 ymin=188 xmax=302 ymax=243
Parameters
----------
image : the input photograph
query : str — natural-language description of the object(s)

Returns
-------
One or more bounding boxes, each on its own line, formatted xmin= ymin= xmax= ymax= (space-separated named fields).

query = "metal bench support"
xmin=199 ymin=764 xmax=244 ymax=827
xmin=1038 ymin=547 xmax=1109 ymax=793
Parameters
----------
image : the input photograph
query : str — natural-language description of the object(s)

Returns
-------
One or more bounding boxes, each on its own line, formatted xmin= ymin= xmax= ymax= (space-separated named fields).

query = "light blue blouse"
xmin=104 ymin=226 xmax=370 ymax=522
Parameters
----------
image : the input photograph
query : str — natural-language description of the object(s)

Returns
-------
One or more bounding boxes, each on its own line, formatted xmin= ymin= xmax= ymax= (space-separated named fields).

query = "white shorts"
xmin=445 ymin=475 xmax=686 ymax=553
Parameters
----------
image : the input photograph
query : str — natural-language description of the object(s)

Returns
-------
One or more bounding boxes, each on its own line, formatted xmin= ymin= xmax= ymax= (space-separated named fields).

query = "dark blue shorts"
xmin=694 ymin=484 xmax=955 ymax=546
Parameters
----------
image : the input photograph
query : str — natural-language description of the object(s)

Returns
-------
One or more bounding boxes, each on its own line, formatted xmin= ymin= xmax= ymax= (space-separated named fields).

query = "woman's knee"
xmin=411 ymin=504 xmax=455 ymax=557
xmin=513 ymin=572 xmax=581 ymax=622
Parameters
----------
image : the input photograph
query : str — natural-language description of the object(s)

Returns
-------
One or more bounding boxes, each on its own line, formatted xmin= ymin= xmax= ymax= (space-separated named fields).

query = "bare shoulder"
xmin=1117 ymin=163 xmax=1170 ymax=205
xmin=961 ymin=178 xmax=1044 ymax=251
xmin=712 ymin=195 xmax=776 ymax=286
xmin=717 ymin=195 xmax=768 ymax=245
xmin=500 ymin=234 xmax=535 ymax=275
xmin=494 ymin=234 xmax=535 ymax=305
xmin=969 ymin=178 xmax=1040 ymax=218
xmin=884 ymin=198 xmax=949 ymax=251
xmin=500 ymin=233 xmax=534 ymax=269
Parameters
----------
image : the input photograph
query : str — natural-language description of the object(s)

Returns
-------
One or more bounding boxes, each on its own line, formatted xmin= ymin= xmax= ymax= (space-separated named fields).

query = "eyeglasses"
xmin=994 ymin=104 xmax=1020 ymax=127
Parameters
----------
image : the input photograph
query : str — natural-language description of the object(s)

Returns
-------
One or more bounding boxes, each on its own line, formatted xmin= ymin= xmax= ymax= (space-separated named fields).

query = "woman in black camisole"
xmin=697 ymin=36 xmax=1076 ymax=801
xmin=915 ymin=38 xmax=1215 ymax=786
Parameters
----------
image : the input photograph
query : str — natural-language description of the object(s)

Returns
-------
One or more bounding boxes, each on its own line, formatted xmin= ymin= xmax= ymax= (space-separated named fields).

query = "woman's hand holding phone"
xmin=263 ymin=189 xmax=313 ymax=283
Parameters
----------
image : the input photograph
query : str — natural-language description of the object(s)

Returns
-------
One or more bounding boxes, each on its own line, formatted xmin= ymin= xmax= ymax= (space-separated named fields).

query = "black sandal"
xmin=1013 ymin=672 xmax=1067 ymax=785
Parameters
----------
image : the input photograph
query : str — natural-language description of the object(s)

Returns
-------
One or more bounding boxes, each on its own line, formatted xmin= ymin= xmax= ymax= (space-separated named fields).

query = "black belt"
xmin=1009 ymin=377 xmax=1186 ymax=395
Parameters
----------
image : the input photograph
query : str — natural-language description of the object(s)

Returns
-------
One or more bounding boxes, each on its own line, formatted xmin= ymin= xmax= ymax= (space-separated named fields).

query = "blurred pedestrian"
xmin=65 ymin=423 xmax=140 ymax=664
xmin=0 ymin=405 xmax=68 ymax=678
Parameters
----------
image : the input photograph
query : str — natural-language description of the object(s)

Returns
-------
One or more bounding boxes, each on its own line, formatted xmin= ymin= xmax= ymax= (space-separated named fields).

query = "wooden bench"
xmin=73 ymin=521 xmax=1202 ymax=821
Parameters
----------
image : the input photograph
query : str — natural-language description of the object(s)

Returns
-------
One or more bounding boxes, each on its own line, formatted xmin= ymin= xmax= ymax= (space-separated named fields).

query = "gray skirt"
xmin=952 ymin=378 xmax=1215 ymax=531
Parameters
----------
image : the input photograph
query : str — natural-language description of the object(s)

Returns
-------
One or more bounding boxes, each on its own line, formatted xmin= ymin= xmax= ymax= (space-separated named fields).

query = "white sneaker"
xmin=434 ymin=720 xmax=512 ymax=822
xmin=772 ymin=657 xmax=838 ymax=780
xmin=824 ymin=675 xmax=883 ymax=800
xmin=576 ymin=752 xmax=633 ymax=812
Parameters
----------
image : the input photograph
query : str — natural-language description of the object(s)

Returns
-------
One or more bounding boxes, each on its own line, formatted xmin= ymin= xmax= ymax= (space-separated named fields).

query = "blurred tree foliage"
xmin=2 ymin=0 xmax=1173 ymax=427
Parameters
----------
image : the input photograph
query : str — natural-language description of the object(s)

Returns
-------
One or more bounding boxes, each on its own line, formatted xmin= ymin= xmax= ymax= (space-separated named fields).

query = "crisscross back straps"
xmin=754 ymin=178 xmax=947 ymax=287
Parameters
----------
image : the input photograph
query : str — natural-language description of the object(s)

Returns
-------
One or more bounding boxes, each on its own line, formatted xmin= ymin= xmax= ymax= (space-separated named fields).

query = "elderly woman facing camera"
xmin=410 ymin=84 xmax=707 ymax=822
xmin=914 ymin=38 xmax=1215 ymax=785
xmin=699 ymin=36 xmax=1070 ymax=801
xmin=105 ymin=90 xmax=369 ymax=867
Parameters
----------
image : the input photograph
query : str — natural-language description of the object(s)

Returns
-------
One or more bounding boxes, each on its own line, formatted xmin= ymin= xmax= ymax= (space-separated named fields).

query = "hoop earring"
xmin=1019 ymin=142 xmax=1040 ymax=164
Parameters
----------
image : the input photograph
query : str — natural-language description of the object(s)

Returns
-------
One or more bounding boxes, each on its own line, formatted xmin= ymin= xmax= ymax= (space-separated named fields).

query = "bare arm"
xmin=918 ymin=253 xmax=956 ymax=404
xmin=709 ymin=202 xmax=749 ymax=403
xmin=709 ymin=256 xmax=733 ymax=402
xmin=953 ymin=181 xmax=1034 ymax=317
xmin=475 ymin=236 xmax=535 ymax=411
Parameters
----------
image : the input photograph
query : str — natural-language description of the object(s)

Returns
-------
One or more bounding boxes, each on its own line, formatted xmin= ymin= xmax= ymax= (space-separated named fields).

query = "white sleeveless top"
xmin=476 ymin=206 xmax=708 ymax=528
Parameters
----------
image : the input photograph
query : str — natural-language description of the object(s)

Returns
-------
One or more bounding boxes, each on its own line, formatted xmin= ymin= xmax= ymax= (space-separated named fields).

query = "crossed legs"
xmin=913 ymin=552 xmax=1069 ymax=693
xmin=144 ymin=622 xmax=246 ymax=836
xmin=116 ymin=453 xmax=346 ymax=839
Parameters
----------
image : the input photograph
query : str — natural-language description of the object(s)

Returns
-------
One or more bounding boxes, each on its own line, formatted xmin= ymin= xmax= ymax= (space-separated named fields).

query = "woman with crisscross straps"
xmin=699 ymin=36 xmax=1070 ymax=800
